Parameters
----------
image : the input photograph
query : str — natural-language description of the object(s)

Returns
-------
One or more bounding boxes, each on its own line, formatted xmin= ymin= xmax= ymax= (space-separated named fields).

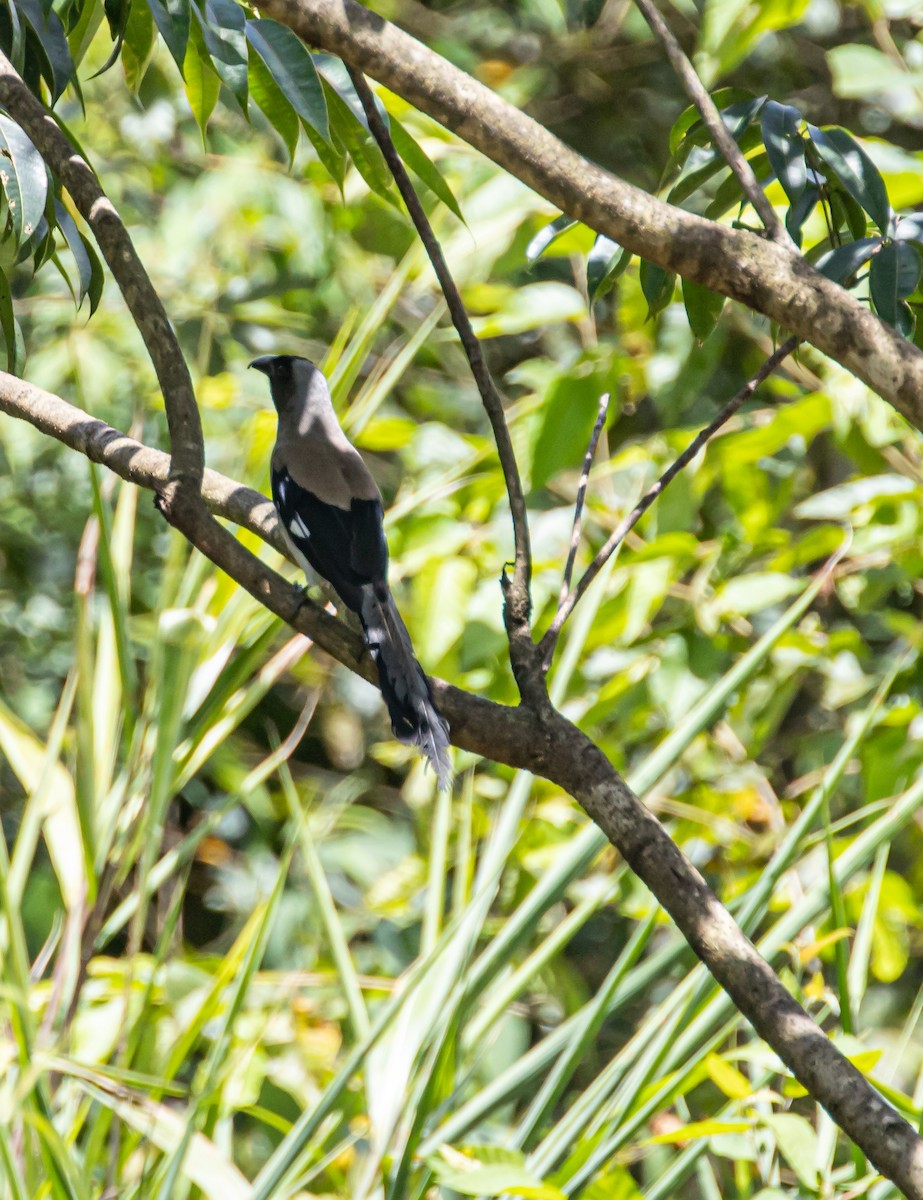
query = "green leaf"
xmin=196 ymin=0 xmax=247 ymax=106
xmin=15 ymin=0 xmax=76 ymax=100
xmin=808 ymin=124 xmax=891 ymax=233
xmin=816 ymin=236 xmax=881 ymax=284
xmin=760 ymin=99 xmax=806 ymax=205
xmin=120 ymin=0 xmax=155 ymax=92
xmin=431 ymin=1159 xmax=564 ymax=1199
xmin=668 ymin=93 xmax=765 ymax=169
xmin=0 ymin=116 xmax=48 ymax=245
xmin=639 ymin=258 xmax=675 ymax=319
xmin=526 ymin=214 xmax=577 ymax=262
xmin=531 ymin=369 xmax=610 ymax=490
xmin=83 ymin=228 xmax=104 ymax=314
xmin=67 ymin=0 xmax=104 ymax=68
xmin=247 ymin=48 xmax=299 ymax=164
xmin=682 ymin=277 xmax=726 ymax=342
xmin=53 ymin=198 xmax=92 ymax=307
xmin=587 ymin=234 xmax=628 ymax=301
xmin=0 ymin=266 xmax=17 ymax=370
xmin=245 ymin=18 xmax=328 ymax=142
xmin=785 ymin=182 xmax=818 ymax=246
xmin=146 ymin=0 xmax=190 ymax=72
xmin=389 ymin=114 xmax=463 ymax=221
xmin=323 ymin=78 xmax=396 ymax=206
xmin=869 ymin=240 xmax=920 ymax=334
xmin=184 ymin=25 xmax=220 ymax=140
xmin=762 ymin=1113 xmax=818 ymax=1192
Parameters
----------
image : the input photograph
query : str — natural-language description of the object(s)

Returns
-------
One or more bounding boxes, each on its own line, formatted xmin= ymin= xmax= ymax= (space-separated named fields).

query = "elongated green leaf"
xmin=639 ymin=257 xmax=675 ymax=318
xmin=816 ymin=236 xmax=881 ymax=284
xmin=15 ymin=0 xmax=75 ymax=99
xmin=196 ymin=0 xmax=246 ymax=105
xmin=760 ymin=99 xmax=806 ymax=204
xmin=869 ymin=240 xmax=919 ymax=335
xmin=682 ymin=277 xmax=726 ymax=341
xmin=0 ymin=115 xmax=48 ymax=245
xmin=247 ymin=48 xmax=298 ymax=163
xmin=527 ymin=214 xmax=577 ymax=262
xmin=808 ymin=124 xmax=891 ymax=233
xmin=785 ymin=181 xmax=818 ymax=245
xmin=762 ymin=1114 xmax=818 ymax=1192
xmin=120 ymin=0 xmax=155 ymax=92
xmin=53 ymin=198 xmax=92 ymax=307
xmin=146 ymin=0 xmax=190 ymax=72
xmin=184 ymin=25 xmax=220 ymax=140
xmin=324 ymin=77 xmax=396 ymax=205
xmin=389 ymin=113 xmax=463 ymax=220
xmin=245 ymin=18 xmax=328 ymax=142
xmin=587 ymin=233 xmax=627 ymax=301
xmin=0 ymin=266 xmax=16 ymax=371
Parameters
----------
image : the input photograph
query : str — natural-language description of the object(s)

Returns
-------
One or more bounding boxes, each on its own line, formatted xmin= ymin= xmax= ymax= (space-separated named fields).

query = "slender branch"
xmin=541 ymin=337 xmax=798 ymax=659
xmin=556 ymin=391 xmax=609 ymax=612
xmin=344 ymin=65 xmax=540 ymax=697
xmin=255 ymin=0 xmax=923 ymax=432
xmin=3 ymin=370 xmax=922 ymax=1195
xmin=632 ymin=0 xmax=788 ymax=245
xmin=0 ymin=52 xmax=203 ymax=489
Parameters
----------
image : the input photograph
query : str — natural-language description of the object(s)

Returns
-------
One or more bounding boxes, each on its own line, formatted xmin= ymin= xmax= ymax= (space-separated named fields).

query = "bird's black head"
xmin=249 ymin=354 xmax=319 ymax=415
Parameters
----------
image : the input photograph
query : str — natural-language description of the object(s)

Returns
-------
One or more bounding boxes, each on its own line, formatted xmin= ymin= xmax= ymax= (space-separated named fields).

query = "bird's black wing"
xmin=272 ymin=466 xmax=388 ymax=613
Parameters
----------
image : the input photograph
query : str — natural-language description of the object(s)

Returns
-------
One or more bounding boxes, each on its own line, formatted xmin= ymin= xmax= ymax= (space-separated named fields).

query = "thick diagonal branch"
xmin=3 ymin=370 xmax=922 ymax=1196
xmin=345 ymin=66 xmax=539 ymax=697
xmin=0 ymin=52 xmax=203 ymax=488
xmin=254 ymin=0 xmax=923 ymax=431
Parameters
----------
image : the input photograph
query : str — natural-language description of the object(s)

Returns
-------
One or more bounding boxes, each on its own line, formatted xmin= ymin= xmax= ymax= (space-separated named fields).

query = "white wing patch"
xmin=289 ymin=512 xmax=311 ymax=540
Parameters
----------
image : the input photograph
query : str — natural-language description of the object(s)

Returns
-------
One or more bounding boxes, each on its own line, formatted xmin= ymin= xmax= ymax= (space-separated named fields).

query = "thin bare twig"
xmin=541 ymin=336 xmax=798 ymax=660
xmin=344 ymin=65 xmax=541 ymax=698
xmin=557 ymin=392 xmax=610 ymax=611
xmin=0 ymin=52 xmax=204 ymax=488
xmin=632 ymin=0 xmax=789 ymax=246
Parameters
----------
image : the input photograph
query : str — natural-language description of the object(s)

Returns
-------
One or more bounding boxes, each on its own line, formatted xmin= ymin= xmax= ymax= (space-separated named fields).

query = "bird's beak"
xmin=249 ymin=356 xmax=273 ymax=375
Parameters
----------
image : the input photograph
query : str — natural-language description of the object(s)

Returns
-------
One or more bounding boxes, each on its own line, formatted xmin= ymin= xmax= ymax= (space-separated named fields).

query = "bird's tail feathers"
xmin=360 ymin=586 xmax=452 ymax=790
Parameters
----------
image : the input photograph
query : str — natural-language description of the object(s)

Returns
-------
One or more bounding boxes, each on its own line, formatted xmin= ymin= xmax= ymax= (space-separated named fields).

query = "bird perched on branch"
xmin=251 ymin=354 xmax=452 ymax=790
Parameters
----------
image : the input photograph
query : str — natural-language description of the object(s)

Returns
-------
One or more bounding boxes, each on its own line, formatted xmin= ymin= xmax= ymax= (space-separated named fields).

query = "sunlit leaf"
xmin=247 ymin=48 xmax=299 ymax=163
xmin=389 ymin=114 xmax=463 ymax=221
xmin=816 ymin=236 xmax=881 ymax=284
xmin=761 ymin=99 xmax=806 ymax=205
xmin=808 ymin=124 xmax=891 ymax=233
xmin=184 ymin=24 xmax=220 ymax=140
xmin=682 ymin=277 xmax=726 ymax=342
xmin=639 ymin=258 xmax=675 ymax=319
xmin=762 ymin=1113 xmax=818 ymax=1192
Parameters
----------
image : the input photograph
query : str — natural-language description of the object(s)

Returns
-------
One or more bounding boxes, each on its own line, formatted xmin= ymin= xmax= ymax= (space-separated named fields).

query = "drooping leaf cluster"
xmin=532 ymin=93 xmax=923 ymax=342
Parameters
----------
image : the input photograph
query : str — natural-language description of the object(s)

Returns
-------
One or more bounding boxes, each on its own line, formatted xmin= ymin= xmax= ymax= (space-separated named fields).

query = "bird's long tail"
xmin=359 ymin=584 xmax=452 ymax=789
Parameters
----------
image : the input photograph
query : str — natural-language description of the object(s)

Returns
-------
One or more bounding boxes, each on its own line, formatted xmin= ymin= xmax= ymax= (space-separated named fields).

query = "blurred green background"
xmin=2 ymin=0 xmax=923 ymax=1195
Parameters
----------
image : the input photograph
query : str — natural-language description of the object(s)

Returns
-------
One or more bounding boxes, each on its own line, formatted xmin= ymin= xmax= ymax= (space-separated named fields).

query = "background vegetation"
xmin=2 ymin=0 xmax=923 ymax=1196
